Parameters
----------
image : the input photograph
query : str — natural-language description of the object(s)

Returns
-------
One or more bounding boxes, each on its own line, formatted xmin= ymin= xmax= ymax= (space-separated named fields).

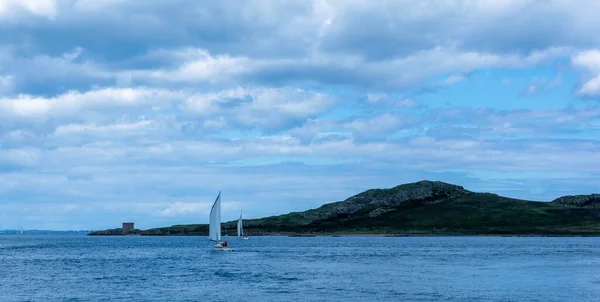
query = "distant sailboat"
xmin=19 ymin=226 xmax=23 ymax=235
xmin=237 ymin=211 xmax=249 ymax=240
xmin=209 ymin=192 xmax=234 ymax=252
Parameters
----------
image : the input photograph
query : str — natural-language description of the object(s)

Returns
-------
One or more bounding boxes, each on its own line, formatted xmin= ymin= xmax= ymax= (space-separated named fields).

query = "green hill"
xmin=89 ymin=180 xmax=600 ymax=236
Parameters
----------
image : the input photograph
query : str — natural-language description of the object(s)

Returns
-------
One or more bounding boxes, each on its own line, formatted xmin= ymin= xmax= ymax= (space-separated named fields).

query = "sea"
xmin=1 ymin=235 xmax=599 ymax=301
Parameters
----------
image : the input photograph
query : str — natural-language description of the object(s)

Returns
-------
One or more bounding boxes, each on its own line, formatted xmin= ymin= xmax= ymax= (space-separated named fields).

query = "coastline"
xmin=87 ymin=181 xmax=600 ymax=238
xmin=88 ymin=232 xmax=600 ymax=237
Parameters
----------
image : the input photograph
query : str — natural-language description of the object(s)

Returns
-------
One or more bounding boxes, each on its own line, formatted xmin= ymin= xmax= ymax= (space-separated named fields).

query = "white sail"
xmin=209 ymin=192 xmax=221 ymax=242
xmin=237 ymin=212 xmax=243 ymax=237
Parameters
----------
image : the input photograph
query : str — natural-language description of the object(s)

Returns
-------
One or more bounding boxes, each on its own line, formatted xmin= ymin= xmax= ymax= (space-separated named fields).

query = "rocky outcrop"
xmin=345 ymin=180 xmax=470 ymax=207
xmin=246 ymin=180 xmax=471 ymax=227
xmin=551 ymin=194 xmax=600 ymax=208
xmin=368 ymin=208 xmax=394 ymax=217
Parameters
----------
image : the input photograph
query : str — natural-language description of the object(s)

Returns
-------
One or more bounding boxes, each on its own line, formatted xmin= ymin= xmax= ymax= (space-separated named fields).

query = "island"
xmin=88 ymin=180 xmax=600 ymax=236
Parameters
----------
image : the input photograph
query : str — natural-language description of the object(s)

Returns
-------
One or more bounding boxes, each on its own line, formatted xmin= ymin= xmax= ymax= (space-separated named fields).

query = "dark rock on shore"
xmin=88 ymin=228 xmax=142 ymax=236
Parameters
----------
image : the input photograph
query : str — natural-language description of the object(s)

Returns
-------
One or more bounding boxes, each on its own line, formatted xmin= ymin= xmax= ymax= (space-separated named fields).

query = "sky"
xmin=1 ymin=0 xmax=600 ymax=230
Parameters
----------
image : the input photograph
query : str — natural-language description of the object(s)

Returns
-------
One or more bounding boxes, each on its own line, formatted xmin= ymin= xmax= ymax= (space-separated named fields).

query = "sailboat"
xmin=209 ymin=191 xmax=234 ymax=252
xmin=237 ymin=211 xmax=249 ymax=240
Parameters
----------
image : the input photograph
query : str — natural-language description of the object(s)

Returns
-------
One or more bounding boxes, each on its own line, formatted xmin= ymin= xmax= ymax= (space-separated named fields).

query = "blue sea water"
xmin=1 ymin=235 xmax=599 ymax=301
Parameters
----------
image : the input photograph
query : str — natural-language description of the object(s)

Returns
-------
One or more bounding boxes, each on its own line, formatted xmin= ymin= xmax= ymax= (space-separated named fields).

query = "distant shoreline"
xmin=87 ymin=232 xmax=600 ymax=237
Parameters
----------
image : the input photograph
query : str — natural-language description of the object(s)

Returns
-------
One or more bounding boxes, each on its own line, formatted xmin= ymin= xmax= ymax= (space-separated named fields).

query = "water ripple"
xmin=1 ymin=235 xmax=600 ymax=301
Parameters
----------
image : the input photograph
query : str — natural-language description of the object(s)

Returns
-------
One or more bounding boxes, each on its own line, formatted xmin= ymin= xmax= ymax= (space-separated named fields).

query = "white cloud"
xmin=70 ymin=0 xmax=131 ymax=12
xmin=182 ymin=88 xmax=248 ymax=116
xmin=17 ymin=115 xmax=596 ymax=175
xmin=62 ymin=46 xmax=84 ymax=62
xmin=159 ymin=201 xmax=211 ymax=217
xmin=159 ymin=200 xmax=242 ymax=217
xmin=572 ymin=50 xmax=600 ymax=97
xmin=130 ymin=50 xmax=255 ymax=84
xmin=342 ymin=114 xmax=403 ymax=135
xmin=182 ymin=87 xmax=337 ymax=131
xmin=577 ymin=76 xmax=600 ymax=97
xmin=0 ymin=87 xmax=181 ymax=119
xmin=366 ymin=94 xmax=418 ymax=108
xmin=120 ymin=46 xmax=570 ymax=91
xmin=518 ymin=75 xmax=562 ymax=97
xmin=572 ymin=50 xmax=600 ymax=73
xmin=0 ymin=86 xmax=336 ymax=137
xmin=52 ymin=120 xmax=156 ymax=137
xmin=441 ymin=75 xmax=466 ymax=86
xmin=0 ymin=0 xmax=58 ymax=20
xmin=0 ymin=47 xmax=111 ymax=91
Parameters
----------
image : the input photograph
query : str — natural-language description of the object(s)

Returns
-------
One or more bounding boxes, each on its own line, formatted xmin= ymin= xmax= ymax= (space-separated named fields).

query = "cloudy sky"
xmin=1 ymin=0 xmax=599 ymax=230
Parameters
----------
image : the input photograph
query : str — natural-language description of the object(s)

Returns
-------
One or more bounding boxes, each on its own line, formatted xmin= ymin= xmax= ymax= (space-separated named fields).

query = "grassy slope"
xmin=301 ymin=193 xmax=600 ymax=235
xmin=238 ymin=193 xmax=600 ymax=235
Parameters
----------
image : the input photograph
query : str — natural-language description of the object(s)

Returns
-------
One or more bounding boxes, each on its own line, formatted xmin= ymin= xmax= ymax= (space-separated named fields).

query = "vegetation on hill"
xmin=88 ymin=180 xmax=600 ymax=236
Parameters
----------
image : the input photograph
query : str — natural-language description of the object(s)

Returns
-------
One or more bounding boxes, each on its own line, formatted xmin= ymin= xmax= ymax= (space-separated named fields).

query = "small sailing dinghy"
xmin=209 ymin=191 xmax=234 ymax=252
xmin=237 ymin=211 xmax=249 ymax=240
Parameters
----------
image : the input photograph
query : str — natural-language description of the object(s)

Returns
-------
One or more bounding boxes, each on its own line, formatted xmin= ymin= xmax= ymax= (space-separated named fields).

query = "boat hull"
xmin=213 ymin=247 xmax=234 ymax=252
